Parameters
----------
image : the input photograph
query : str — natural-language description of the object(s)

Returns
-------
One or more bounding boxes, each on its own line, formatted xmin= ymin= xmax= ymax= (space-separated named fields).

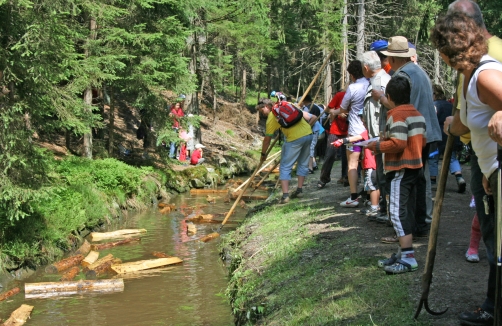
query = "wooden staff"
xmin=233 ymin=150 xmax=281 ymax=193
xmin=252 ymin=159 xmax=280 ymax=191
xmin=414 ymin=76 xmax=460 ymax=319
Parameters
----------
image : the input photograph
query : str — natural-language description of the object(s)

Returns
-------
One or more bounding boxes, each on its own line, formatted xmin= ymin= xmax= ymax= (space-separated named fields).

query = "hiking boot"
xmin=458 ymin=308 xmax=493 ymax=326
xmin=279 ymin=196 xmax=290 ymax=204
xmin=457 ymin=176 xmax=466 ymax=193
xmin=290 ymin=188 xmax=304 ymax=199
xmin=383 ymin=261 xmax=418 ymax=274
xmin=377 ymin=252 xmax=401 ymax=267
xmin=465 ymin=251 xmax=480 ymax=263
xmin=340 ymin=197 xmax=359 ymax=208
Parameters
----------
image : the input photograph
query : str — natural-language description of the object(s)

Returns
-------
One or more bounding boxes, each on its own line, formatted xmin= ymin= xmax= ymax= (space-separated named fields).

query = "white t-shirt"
xmin=460 ymin=54 xmax=502 ymax=178
xmin=341 ymin=77 xmax=369 ymax=136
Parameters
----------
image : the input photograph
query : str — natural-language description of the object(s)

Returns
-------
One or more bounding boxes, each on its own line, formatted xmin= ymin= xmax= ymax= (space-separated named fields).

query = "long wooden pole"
xmin=233 ymin=150 xmax=281 ymax=192
xmin=297 ymin=50 xmax=334 ymax=106
xmin=253 ymin=159 xmax=280 ymax=190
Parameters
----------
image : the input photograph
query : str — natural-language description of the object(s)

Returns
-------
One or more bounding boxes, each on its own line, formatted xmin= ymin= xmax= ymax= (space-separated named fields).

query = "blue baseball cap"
xmin=408 ymin=42 xmax=416 ymax=49
xmin=369 ymin=40 xmax=388 ymax=51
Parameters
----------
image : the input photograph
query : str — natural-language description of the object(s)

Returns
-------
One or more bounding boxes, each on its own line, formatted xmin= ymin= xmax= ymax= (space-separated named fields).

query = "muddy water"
xmin=0 ymin=191 xmax=256 ymax=325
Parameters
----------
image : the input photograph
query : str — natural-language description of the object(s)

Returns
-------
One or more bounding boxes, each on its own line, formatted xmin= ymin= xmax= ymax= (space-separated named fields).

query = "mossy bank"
xmin=220 ymin=180 xmax=434 ymax=326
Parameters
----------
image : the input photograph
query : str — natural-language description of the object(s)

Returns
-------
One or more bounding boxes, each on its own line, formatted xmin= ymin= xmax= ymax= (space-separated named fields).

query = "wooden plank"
xmin=25 ymin=279 xmax=124 ymax=295
xmin=85 ymin=254 xmax=114 ymax=272
xmin=111 ymin=257 xmax=183 ymax=274
xmin=74 ymin=240 xmax=91 ymax=256
xmin=200 ymin=232 xmax=220 ymax=243
xmin=45 ymin=255 xmax=84 ymax=274
xmin=1 ymin=304 xmax=34 ymax=326
xmin=90 ymin=229 xmax=147 ymax=241
xmin=112 ymin=267 xmax=175 ymax=280
xmin=190 ymin=189 xmax=229 ymax=195
xmin=81 ymin=251 xmax=99 ymax=268
xmin=0 ymin=287 xmax=20 ymax=302
xmin=90 ymin=238 xmax=140 ymax=251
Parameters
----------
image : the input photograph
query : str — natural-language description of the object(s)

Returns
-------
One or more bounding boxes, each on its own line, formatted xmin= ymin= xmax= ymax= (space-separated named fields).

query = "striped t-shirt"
xmin=373 ymin=104 xmax=426 ymax=172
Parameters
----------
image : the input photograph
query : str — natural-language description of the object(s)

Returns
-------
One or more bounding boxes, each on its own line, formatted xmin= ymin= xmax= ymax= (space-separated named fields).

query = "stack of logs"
xmin=0 ymin=227 xmax=183 ymax=325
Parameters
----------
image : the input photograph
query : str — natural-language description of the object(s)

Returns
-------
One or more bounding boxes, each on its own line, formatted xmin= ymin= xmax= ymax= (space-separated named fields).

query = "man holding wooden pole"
xmin=257 ymin=98 xmax=313 ymax=204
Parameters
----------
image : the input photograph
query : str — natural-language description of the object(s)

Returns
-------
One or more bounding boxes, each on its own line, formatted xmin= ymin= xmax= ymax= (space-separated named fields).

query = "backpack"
xmin=271 ymin=101 xmax=303 ymax=128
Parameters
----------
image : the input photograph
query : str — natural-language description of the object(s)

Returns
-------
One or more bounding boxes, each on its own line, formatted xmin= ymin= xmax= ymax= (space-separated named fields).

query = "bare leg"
xmin=347 ymin=149 xmax=360 ymax=194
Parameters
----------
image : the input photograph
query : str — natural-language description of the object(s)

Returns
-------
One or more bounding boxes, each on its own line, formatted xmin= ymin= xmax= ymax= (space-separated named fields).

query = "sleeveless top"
xmin=460 ymin=54 xmax=502 ymax=178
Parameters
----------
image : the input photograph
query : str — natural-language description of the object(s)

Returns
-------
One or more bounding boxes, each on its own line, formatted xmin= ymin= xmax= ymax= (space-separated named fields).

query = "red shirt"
xmin=190 ymin=149 xmax=202 ymax=165
xmin=360 ymin=131 xmax=376 ymax=170
xmin=328 ymin=92 xmax=348 ymax=136
xmin=171 ymin=107 xmax=184 ymax=128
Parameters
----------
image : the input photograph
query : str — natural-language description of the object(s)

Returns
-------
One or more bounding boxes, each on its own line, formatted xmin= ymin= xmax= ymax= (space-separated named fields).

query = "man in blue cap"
xmin=370 ymin=40 xmax=393 ymax=75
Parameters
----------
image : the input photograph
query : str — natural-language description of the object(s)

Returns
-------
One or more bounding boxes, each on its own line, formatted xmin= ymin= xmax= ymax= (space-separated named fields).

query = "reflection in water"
xmin=0 ymin=192 xmax=249 ymax=325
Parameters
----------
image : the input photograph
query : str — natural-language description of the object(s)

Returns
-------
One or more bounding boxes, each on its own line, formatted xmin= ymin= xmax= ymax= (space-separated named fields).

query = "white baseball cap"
xmin=195 ymin=144 xmax=205 ymax=149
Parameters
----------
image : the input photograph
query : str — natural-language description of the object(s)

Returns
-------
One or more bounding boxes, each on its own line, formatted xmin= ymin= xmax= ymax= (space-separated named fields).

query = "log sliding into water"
xmin=85 ymin=254 xmax=121 ymax=279
xmin=1 ymin=304 xmax=34 ymax=326
xmin=90 ymin=237 xmax=140 ymax=251
xmin=24 ymin=279 xmax=124 ymax=299
xmin=0 ymin=287 xmax=20 ymax=302
xmin=45 ymin=255 xmax=84 ymax=274
xmin=111 ymin=257 xmax=183 ymax=274
xmin=90 ymin=229 xmax=147 ymax=241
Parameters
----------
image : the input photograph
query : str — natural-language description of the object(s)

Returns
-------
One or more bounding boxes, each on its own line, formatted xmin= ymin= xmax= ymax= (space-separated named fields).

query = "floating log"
xmin=90 ymin=229 xmax=147 ymax=241
xmin=200 ymin=232 xmax=220 ymax=243
xmin=112 ymin=267 xmax=175 ymax=280
xmin=186 ymin=214 xmax=214 ymax=223
xmin=85 ymin=254 xmax=114 ymax=271
xmin=1 ymin=304 xmax=34 ymax=326
xmin=24 ymin=279 xmax=124 ymax=297
xmin=111 ymin=257 xmax=183 ymax=274
xmin=187 ymin=223 xmax=197 ymax=235
xmin=82 ymin=251 xmax=99 ymax=267
xmin=90 ymin=238 xmax=140 ymax=251
xmin=74 ymin=240 xmax=91 ymax=256
xmin=85 ymin=259 xmax=118 ymax=279
xmin=206 ymin=195 xmax=218 ymax=203
xmin=0 ymin=287 xmax=20 ymax=302
xmin=190 ymin=189 xmax=228 ymax=195
xmin=159 ymin=205 xmax=175 ymax=214
xmin=45 ymin=254 xmax=84 ymax=274
xmin=60 ymin=266 xmax=80 ymax=282
xmin=158 ymin=202 xmax=176 ymax=209
xmin=152 ymin=252 xmax=173 ymax=258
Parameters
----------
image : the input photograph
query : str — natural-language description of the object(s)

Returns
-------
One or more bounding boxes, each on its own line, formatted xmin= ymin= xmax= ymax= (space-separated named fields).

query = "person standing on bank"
xmin=330 ymin=60 xmax=369 ymax=207
xmin=257 ymin=99 xmax=313 ymax=204
xmin=432 ymin=10 xmax=502 ymax=326
xmin=372 ymin=36 xmax=442 ymax=238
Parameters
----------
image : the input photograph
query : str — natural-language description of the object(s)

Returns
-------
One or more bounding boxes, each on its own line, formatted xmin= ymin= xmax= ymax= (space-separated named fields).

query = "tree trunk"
xmin=341 ymin=0 xmax=349 ymax=88
xmin=108 ymin=85 xmax=115 ymax=155
xmin=324 ymin=49 xmax=332 ymax=104
xmin=356 ymin=0 xmax=365 ymax=59
xmin=240 ymin=68 xmax=247 ymax=105
xmin=83 ymin=17 xmax=97 ymax=159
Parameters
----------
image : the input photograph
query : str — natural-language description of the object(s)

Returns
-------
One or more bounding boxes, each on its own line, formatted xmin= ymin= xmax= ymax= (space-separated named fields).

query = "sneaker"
xmin=360 ymin=208 xmax=370 ymax=215
xmin=457 ymin=176 xmax=466 ymax=193
xmin=384 ymin=261 xmax=418 ymax=274
xmin=279 ymin=196 xmax=290 ymax=204
xmin=378 ymin=252 xmax=401 ymax=267
xmin=290 ymin=188 xmax=304 ymax=199
xmin=375 ymin=213 xmax=390 ymax=224
xmin=366 ymin=207 xmax=379 ymax=217
xmin=465 ymin=251 xmax=480 ymax=263
xmin=458 ymin=308 xmax=493 ymax=326
xmin=340 ymin=197 xmax=359 ymax=207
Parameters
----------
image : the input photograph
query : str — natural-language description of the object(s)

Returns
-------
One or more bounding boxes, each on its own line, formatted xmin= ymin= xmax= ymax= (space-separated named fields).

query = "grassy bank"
xmin=0 ymin=157 xmax=167 ymax=272
xmin=222 ymin=199 xmax=431 ymax=325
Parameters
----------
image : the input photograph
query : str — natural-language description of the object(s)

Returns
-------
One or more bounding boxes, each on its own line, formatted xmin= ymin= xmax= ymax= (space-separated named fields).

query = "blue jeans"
xmin=280 ymin=134 xmax=313 ymax=180
xmin=428 ymin=151 xmax=461 ymax=177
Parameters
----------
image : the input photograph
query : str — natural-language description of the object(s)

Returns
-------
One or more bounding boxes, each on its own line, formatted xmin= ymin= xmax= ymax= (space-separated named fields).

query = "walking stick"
xmin=197 ymin=135 xmax=280 ymax=243
xmin=414 ymin=80 xmax=461 ymax=319
xmin=494 ymin=144 xmax=502 ymax=325
xmin=252 ymin=158 xmax=280 ymax=191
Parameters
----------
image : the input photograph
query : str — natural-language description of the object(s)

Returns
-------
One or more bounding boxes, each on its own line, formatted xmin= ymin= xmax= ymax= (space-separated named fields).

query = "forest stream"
xmin=0 ymin=190 xmax=259 ymax=325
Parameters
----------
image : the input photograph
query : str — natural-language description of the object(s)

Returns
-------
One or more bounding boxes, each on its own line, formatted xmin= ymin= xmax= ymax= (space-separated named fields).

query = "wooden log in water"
xmin=85 ymin=254 xmax=114 ymax=271
xmin=60 ymin=266 xmax=80 ymax=282
xmin=199 ymin=232 xmax=220 ymax=243
xmin=158 ymin=202 xmax=176 ymax=209
xmin=159 ymin=205 xmax=175 ymax=214
xmin=190 ymin=189 xmax=229 ymax=195
xmin=82 ymin=251 xmax=100 ymax=267
xmin=86 ymin=260 xmax=116 ymax=279
xmin=45 ymin=254 xmax=84 ymax=274
xmin=1 ymin=304 xmax=34 ymax=326
xmin=187 ymin=223 xmax=197 ymax=235
xmin=186 ymin=214 xmax=214 ymax=223
xmin=111 ymin=257 xmax=183 ymax=274
xmin=90 ymin=238 xmax=140 ymax=251
xmin=24 ymin=279 xmax=124 ymax=295
xmin=74 ymin=239 xmax=91 ymax=256
xmin=90 ymin=229 xmax=147 ymax=241
xmin=152 ymin=252 xmax=173 ymax=258
xmin=0 ymin=287 xmax=20 ymax=302
xmin=112 ymin=267 xmax=175 ymax=280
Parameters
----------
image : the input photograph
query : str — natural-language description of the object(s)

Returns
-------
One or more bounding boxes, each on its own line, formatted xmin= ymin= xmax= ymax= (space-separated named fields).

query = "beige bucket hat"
xmin=380 ymin=36 xmax=417 ymax=57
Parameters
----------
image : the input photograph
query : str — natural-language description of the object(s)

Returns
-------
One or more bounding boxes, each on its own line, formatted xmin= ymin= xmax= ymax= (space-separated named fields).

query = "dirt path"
xmin=302 ymin=160 xmax=486 ymax=325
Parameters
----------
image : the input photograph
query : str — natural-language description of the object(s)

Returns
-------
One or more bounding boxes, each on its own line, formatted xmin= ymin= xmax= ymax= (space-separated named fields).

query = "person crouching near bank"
xmin=257 ymin=99 xmax=313 ymax=204
xmin=367 ymin=76 xmax=427 ymax=274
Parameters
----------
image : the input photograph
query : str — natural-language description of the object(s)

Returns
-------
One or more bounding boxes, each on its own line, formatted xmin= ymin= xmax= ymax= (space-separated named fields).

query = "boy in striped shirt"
xmin=367 ymin=76 xmax=427 ymax=274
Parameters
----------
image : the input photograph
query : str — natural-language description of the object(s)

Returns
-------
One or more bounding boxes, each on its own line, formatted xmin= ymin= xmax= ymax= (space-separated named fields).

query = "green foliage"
xmin=225 ymin=129 xmax=234 ymax=136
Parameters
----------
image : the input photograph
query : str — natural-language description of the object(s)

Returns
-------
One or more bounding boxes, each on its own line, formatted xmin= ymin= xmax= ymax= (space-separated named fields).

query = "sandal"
xmin=383 ymin=259 xmax=418 ymax=274
xmin=317 ymin=181 xmax=327 ymax=189
xmin=381 ymin=235 xmax=399 ymax=244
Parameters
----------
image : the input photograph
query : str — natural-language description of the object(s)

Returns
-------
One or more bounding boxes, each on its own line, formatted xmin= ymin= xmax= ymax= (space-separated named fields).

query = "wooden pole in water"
xmin=90 ymin=237 xmax=141 ymax=251
xmin=90 ymin=229 xmax=147 ymax=241
xmin=25 ymin=279 xmax=124 ymax=295
xmin=1 ymin=304 xmax=34 ymax=326
xmin=233 ymin=150 xmax=281 ymax=193
xmin=253 ymin=159 xmax=280 ymax=191
xmin=60 ymin=266 xmax=80 ymax=282
xmin=0 ymin=287 xmax=20 ymax=302
xmin=111 ymin=257 xmax=183 ymax=274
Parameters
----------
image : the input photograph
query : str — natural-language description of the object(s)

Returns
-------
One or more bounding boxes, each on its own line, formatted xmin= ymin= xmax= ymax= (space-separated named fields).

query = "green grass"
xmin=222 ymin=202 xmax=431 ymax=326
